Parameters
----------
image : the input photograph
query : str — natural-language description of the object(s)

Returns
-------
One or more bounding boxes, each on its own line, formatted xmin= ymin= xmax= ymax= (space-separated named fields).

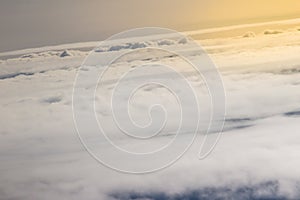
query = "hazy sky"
xmin=0 ymin=0 xmax=299 ymax=52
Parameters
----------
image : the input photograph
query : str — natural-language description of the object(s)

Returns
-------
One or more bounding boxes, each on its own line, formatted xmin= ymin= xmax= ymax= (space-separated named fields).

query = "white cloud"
xmin=1 ymin=24 xmax=300 ymax=200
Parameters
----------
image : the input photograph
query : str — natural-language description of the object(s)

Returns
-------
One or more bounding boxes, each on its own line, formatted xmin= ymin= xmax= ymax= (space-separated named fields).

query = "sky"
xmin=0 ymin=0 xmax=299 ymax=52
xmin=1 ymin=1 xmax=300 ymax=199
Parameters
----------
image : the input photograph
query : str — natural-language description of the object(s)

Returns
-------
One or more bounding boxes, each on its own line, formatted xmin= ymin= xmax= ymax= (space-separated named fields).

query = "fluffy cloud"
xmin=1 ymin=22 xmax=300 ymax=200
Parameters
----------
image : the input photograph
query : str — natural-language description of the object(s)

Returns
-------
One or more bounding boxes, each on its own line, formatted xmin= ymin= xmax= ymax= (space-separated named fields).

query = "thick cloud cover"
xmin=1 ymin=21 xmax=300 ymax=200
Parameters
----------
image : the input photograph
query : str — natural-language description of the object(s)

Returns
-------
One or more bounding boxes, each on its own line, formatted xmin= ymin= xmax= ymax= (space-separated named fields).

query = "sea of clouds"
xmin=1 ymin=22 xmax=300 ymax=199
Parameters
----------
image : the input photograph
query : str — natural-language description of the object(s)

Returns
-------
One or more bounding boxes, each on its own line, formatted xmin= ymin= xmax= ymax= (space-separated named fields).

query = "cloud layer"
xmin=1 ymin=24 xmax=300 ymax=199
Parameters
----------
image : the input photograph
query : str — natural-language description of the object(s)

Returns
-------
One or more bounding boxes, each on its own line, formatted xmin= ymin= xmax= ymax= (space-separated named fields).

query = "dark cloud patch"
xmin=224 ymin=124 xmax=254 ymax=132
xmin=110 ymin=181 xmax=286 ymax=200
xmin=60 ymin=50 xmax=72 ymax=57
xmin=284 ymin=110 xmax=300 ymax=117
xmin=222 ymin=117 xmax=257 ymax=132
xmin=263 ymin=30 xmax=283 ymax=35
xmin=279 ymin=66 xmax=300 ymax=75
xmin=40 ymin=95 xmax=63 ymax=104
xmin=226 ymin=117 xmax=253 ymax=123
xmin=0 ymin=72 xmax=34 ymax=80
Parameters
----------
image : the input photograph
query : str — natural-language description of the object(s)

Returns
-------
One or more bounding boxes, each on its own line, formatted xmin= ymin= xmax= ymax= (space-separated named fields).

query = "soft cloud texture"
xmin=1 ymin=21 xmax=300 ymax=199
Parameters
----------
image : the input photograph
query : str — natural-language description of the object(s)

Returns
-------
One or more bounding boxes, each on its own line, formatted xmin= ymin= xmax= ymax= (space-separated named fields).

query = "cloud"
xmin=0 ymin=72 xmax=35 ymax=80
xmin=243 ymin=31 xmax=256 ymax=38
xmin=40 ymin=95 xmax=63 ymax=104
xmin=110 ymin=181 xmax=285 ymax=200
xmin=1 ymin=25 xmax=300 ymax=200
xmin=263 ymin=29 xmax=283 ymax=35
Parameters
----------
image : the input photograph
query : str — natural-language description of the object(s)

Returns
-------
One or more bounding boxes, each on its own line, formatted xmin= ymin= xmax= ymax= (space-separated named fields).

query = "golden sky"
xmin=204 ymin=0 xmax=300 ymax=23
xmin=0 ymin=0 xmax=299 ymax=51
